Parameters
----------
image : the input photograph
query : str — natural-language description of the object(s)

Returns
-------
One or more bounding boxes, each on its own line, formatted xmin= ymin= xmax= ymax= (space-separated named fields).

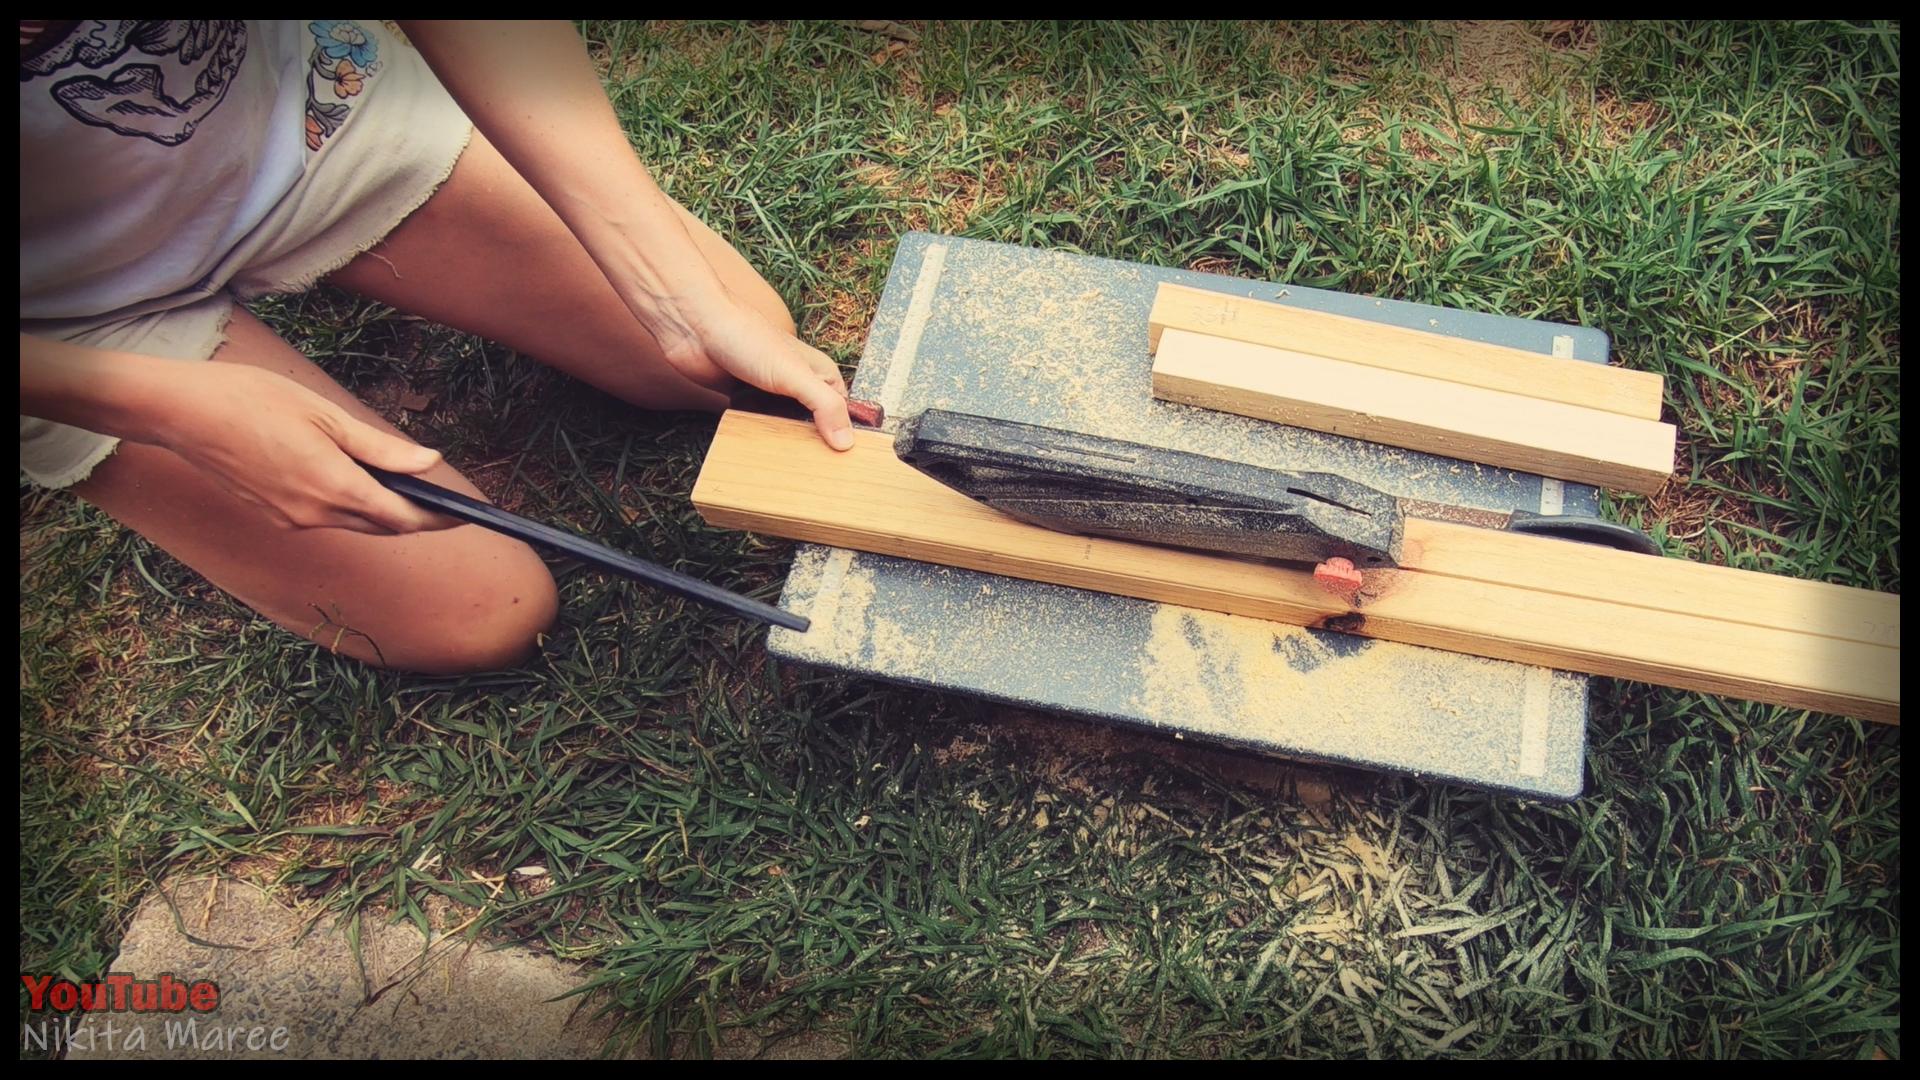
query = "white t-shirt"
xmin=19 ymin=20 xmax=312 ymax=321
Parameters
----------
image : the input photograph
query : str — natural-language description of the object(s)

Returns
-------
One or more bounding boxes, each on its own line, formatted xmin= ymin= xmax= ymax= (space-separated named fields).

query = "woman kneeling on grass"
xmin=20 ymin=20 xmax=855 ymax=673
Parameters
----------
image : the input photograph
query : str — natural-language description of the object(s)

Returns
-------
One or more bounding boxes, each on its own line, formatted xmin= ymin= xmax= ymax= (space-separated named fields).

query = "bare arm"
xmin=19 ymin=332 xmax=184 ymax=444
xmin=399 ymin=20 xmax=855 ymax=449
xmin=20 ymin=332 xmax=450 ymax=533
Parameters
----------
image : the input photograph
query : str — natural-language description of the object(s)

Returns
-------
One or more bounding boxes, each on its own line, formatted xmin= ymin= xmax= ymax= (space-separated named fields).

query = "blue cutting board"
xmin=767 ymin=233 xmax=1609 ymax=799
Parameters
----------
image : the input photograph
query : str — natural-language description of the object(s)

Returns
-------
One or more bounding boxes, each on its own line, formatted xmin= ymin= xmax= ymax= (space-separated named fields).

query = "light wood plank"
xmin=1407 ymin=517 xmax=1901 ymax=650
xmin=1152 ymin=328 xmax=1678 ymax=495
xmin=693 ymin=411 xmax=1898 ymax=724
xmin=1149 ymin=282 xmax=1666 ymax=420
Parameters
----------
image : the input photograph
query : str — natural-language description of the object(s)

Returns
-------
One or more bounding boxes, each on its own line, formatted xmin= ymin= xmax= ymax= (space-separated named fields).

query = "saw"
xmin=384 ymin=386 xmax=1657 ymax=633
xmin=891 ymin=409 xmax=1660 ymax=593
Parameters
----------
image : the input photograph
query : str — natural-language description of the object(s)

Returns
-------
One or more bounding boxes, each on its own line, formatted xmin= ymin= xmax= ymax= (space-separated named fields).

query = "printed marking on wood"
xmin=1538 ymin=478 xmax=1565 ymax=515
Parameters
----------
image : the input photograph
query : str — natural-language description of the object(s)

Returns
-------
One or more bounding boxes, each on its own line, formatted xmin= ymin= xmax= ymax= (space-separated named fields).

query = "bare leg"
xmin=65 ymin=134 xmax=797 ymax=674
xmin=72 ymin=309 xmax=560 ymax=674
xmin=326 ymin=130 xmax=799 ymax=411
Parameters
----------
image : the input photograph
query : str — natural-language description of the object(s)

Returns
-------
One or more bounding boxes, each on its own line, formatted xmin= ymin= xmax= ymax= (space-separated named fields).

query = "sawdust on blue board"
xmin=900 ymin=243 xmax=1527 ymax=508
xmin=773 ymin=547 xmax=1564 ymax=779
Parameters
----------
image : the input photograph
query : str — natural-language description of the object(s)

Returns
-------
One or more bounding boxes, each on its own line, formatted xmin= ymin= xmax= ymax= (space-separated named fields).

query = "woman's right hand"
xmin=150 ymin=362 xmax=459 ymax=535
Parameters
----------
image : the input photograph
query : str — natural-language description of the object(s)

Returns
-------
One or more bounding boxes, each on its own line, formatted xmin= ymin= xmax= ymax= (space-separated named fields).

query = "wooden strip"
xmin=1407 ymin=517 xmax=1901 ymax=650
xmin=692 ymin=411 xmax=1899 ymax=724
xmin=1149 ymin=282 xmax=1666 ymax=420
xmin=1153 ymin=329 xmax=1678 ymax=495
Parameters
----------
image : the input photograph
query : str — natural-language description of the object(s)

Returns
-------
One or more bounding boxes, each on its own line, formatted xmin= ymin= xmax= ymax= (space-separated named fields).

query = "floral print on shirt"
xmin=303 ymin=20 xmax=381 ymax=151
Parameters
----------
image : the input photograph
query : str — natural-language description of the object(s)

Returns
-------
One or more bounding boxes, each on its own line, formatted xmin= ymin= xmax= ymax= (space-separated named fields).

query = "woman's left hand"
xmin=650 ymin=293 xmax=856 ymax=450
xmin=399 ymin=21 xmax=859 ymax=450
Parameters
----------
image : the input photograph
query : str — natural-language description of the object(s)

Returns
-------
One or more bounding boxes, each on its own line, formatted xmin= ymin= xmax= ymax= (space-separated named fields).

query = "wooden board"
xmin=1153 ymin=328 xmax=1678 ymax=495
xmin=1148 ymin=282 xmax=1667 ymax=420
xmin=693 ymin=410 xmax=1899 ymax=724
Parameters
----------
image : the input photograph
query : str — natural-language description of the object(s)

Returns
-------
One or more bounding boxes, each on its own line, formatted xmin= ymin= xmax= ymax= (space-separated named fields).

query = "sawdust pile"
xmin=819 ymin=549 xmax=877 ymax=660
xmin=1137 ymin=606 xmax=1353 ymax=720
xmin=1133 ymin=603 xmax=1547 ymax=777
xmin=778 ymin=548 xmax=930 ymax=673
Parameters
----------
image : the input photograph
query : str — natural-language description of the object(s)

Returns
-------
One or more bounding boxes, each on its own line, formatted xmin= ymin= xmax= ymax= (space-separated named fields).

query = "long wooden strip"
xmin=1408 ymin=518 xmax=1901 ymax=650
xmin=1149 ymin=282 xmax=1666 ymax=420
xmin=1153 ymin=329 xmax=1678 ymax=495
xmin=693 ymin=411 xmax=1899 ymax=724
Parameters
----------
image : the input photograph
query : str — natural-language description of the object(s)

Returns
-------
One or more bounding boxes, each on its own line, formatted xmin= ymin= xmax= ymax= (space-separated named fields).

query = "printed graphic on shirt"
xmin=19 ymin=20 xmax=247 ymax=146
xmin=302 ymin=21 xmax=382 ymax=151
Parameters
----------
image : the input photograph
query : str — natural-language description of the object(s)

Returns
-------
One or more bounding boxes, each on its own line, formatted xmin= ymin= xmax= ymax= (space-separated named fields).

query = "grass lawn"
xmin=19 ymin=21 xmax=1900 ymax=1058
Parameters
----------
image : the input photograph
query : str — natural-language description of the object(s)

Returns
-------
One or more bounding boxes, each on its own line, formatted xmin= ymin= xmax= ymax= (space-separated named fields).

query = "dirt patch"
xmin=1186 ymin=254 xmax=1243 ymax=277
xmin=1633 ymin=431 xmax=1782 ymax=564
xmin=959 ymin=706 xmax=1377 ymax=813
xmin=806 ymin=288 xmax=873 ymax=356
xmin=1538 ymin=20 xmax=1598 ymax=54
xmin=850 ymin=159 xmax=906 ymax=193
xmin=1439 ymin=20 xmax=1553 ymax=100
xmin=847 ymin=155 xmax=1012 ymax=234
xmin=1587 ymin=91 xmax=1665 ymax=149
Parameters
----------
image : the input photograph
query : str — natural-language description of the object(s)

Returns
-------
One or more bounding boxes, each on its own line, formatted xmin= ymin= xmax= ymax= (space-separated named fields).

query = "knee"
xmin=403 ymin=556 xmax=560 ymax=675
